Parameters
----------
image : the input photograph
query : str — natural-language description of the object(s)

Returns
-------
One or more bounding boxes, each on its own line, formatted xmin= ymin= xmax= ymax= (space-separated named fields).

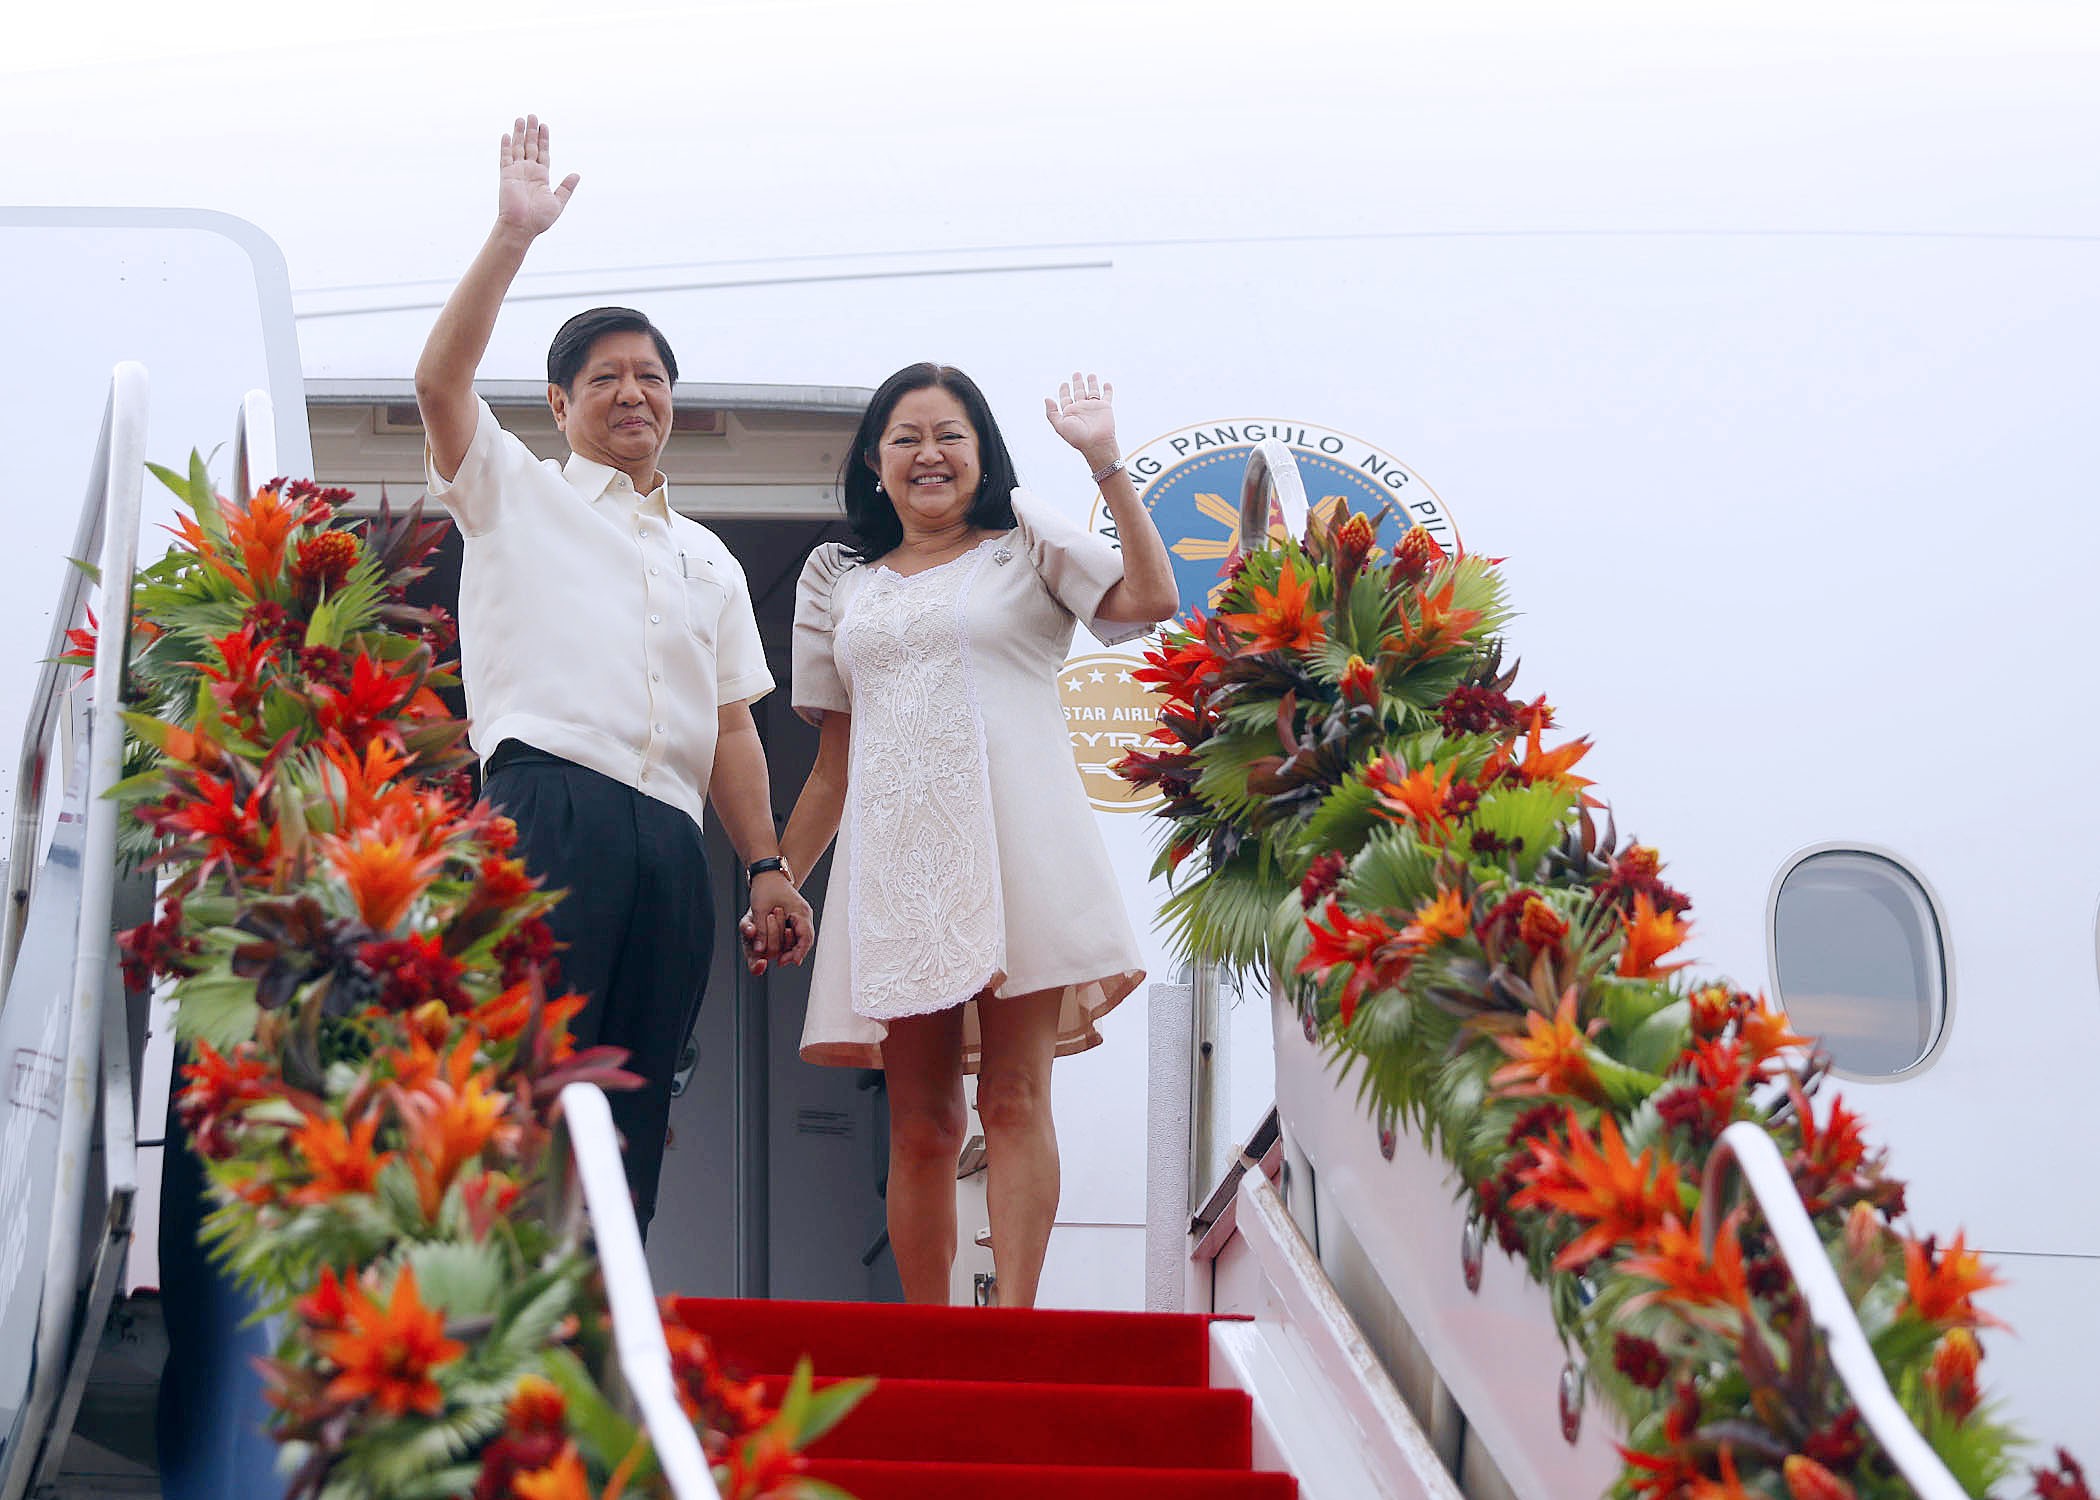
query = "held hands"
xmin=496 ymin=114 xmax=579 ymax=240
xmin=739 ymin=871 xmax=814 ymax=977
xmin=1045 ymin=372 xmax=1120 ymax=471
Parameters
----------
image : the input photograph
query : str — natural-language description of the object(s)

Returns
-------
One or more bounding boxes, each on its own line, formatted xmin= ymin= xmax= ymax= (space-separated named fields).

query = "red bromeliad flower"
xmin=1901 ymin=1231 xmax=2006 ymax=1328
xmin=1132 ymin=635 xmax=1224 ymax=714
xmin=193 ymin=624 xmax=276 ymax=730
xmin=1785 ymin=1080 xmax=1877 ymax=1214
xmin=1926 ymin=1327 xmax=1983 ymax=1420
xmin=1617 ymin=891 xmax=1693 ymax=979
xmin=662 ymin=1305 xmax=775 ymax=1445
xmin=1298 ymin=849 xmax=1348 ymax=910
xmin=1437 ymin=683 xmax=1517 ymax=737
xmin=359 ymin=932 xmax=471 ymax=1013
xmin=722 ymin=1429 xmax=806 ymax=1500
xmin=1516 ymin=894 xmax=1569 ymax=952
xmin=1512 ymin=1110 xmax=1684 ymax=1270
xmin=1218 ymin=561 xmax=1324 ymax=654
xmin=395 ymin=1043 xmax=514 ymax=1220
xmin=1338 ymin=654 xmax=1378 ymax=706
xmin=312 ymin=651 xmax=419 ymax=748
xmin=474 ymin=1375 xmax=569 ymax=1500
xmin=318 ymin=1264 xmax=466 ymax=1417
xmin=1365 ymin=755 xmax=1457 ymax=838
xmin=1394 ymin=524 xmax=1445 ymax=578
xmin=287 ymin=1110 xmax=394 ymax=1204
xmin=512 ymin=1444 xmax=591 ymax=1500
xmin=293 ymin=530 xmax=361 ymax=598
xmin=1299 ymin=899 xmax=1415 ymax=1026
xmin=296 ymin=1266 xmax=353 ymax=1333
xmin=1655 ymin=1038 xmax=1749 ymax=1143
xmin=1490 ymin=991 xmax=1604 ymax=1103
xmin=176 ymin=1040 xmax=275 ymax=1159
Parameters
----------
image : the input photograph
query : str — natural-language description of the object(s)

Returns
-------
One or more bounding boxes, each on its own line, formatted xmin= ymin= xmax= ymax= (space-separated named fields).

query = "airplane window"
xmin=1771 ymin=850 xmax=1946 ymax=1076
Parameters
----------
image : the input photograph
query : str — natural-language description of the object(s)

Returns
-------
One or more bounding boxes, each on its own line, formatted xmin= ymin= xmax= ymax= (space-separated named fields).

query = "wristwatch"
xmin=747 ymin=856 xmax=792 ymax=884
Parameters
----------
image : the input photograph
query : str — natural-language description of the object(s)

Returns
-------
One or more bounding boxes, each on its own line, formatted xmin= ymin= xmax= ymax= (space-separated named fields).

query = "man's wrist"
xmin=747 ymin=856 xmax=795 ymax=887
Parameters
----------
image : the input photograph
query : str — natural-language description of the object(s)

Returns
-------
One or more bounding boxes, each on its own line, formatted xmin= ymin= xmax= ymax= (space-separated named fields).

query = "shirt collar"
xmin=562 ymin=452 xmax=674 ymax=517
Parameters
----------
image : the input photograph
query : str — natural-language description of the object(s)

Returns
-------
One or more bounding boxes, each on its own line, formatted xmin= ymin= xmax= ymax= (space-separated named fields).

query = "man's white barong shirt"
xmin=427 ymin=398 xmax=773 ymax=831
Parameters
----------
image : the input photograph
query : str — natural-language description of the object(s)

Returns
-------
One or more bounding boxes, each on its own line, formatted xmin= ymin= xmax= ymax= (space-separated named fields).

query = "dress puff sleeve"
xmin=1009 ymin=488 xmax=1154 ymax=647
xmin=791 ymin=542 xmax=857 ymax=726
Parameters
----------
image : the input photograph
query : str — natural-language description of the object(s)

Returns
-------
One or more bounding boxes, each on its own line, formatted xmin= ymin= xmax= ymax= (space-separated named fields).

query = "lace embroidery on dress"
xmin=836 ymin=542 xmax=1006 ymax=1019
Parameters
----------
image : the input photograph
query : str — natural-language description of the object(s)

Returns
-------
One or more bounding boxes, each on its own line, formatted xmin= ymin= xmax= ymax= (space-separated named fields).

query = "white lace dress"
xmin=791 ymin=490 xmax=1147 ymax=1073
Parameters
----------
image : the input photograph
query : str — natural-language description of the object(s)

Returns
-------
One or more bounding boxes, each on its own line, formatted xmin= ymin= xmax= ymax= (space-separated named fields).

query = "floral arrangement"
xmin=1118 ymin=508 xmax=2090 ymax=1500
xmin=86 ymin=457 xmax=863 ymax=1500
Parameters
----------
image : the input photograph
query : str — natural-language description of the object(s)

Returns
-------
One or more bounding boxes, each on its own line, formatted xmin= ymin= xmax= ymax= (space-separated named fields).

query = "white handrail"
xmin=1236 ymin=437 xmax=1311 ymax=556
xmin=554 ymin=1083 xmax=722 ymax=1500
xmin=232 ymin=387 xmax=277 ymax=502
xmin=1704 ymin=1121 xmax=1964 ymax=1500
xmin=0 ymin=361 xmax=149 ymax=1500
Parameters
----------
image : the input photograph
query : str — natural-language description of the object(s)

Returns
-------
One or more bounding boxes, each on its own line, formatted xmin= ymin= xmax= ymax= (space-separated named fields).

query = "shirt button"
xmin=650 ymin=613 xmax=661 ymax=624
xmin=651 ymin=671 xmax=662 ymax=682
xmin=650 ymin=566 xmax=660 ymax=576
xmin=654 ymin=723 xmax=666 ymax=735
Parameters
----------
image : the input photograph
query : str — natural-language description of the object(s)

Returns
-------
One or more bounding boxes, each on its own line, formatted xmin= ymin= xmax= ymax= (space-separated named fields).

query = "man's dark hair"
xmin=546 ymin=306 xmax=680 ymax=390
xmin=840 ymin=362 xmax=1019 ymax=564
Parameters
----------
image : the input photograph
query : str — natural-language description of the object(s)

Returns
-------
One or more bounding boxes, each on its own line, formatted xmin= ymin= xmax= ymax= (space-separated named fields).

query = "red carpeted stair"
xmin=675 ymin=1297 xmax=1298 ymax=1498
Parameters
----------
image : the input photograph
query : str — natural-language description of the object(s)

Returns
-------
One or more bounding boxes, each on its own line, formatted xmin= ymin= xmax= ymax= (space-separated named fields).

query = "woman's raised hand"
xmin=496 ymin=115 xmax=580 ymax=239
xmin=1045 ymin=372 xmax=1119 ymax=467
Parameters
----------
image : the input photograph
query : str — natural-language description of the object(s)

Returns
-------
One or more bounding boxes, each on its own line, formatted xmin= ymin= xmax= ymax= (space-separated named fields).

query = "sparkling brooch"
xmin=993 ymin=546 xmax=1014 ymax=565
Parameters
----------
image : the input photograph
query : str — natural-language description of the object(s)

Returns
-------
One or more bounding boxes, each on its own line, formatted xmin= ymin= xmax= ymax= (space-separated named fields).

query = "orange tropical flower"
xmin=1396 ymin=524 xmax=1445 ymax=574
xmin=1782 ymin=1455 xmax=1858 ymax=1500
xmin=1366 ymin=755 xmax=1457 ymax=837
xmin=397 ymin=1063 xmax=511 ymax=1220
xmin=1382 ymin=572 xmax=1478 ymax=661
xmin=1617 ymin=891 xmax=1693 ymax=979
xmin=1490 ymin=991 xmax=1604 ymax=1103
xmin=1218 ymin=561 xmax=1324 ymax=654
xmin=324 ymin=825 xmax=450 ymax=933
xmin=1901 ymin=1231 xmax=2006 ymax=1328
xmin=1513 ymin=1110 xmax=1685 ymax=1270
xmin=223 ymin=481 xmax=304 ymax=589
xmin=1511 ymin=719 xmax=1594 ymax=792
xmin=288 ymin=1110 xmax=394 ymax=1204
xmin=1735 ymin=992 xmax=1811 ymax=1070
xmin=1619 ymin=1211 xmax=1751 ymax=1318
xmin=319 ymin=1264 xmax=466 ymax=1416
xmin=1403 ymin=886 xmax=1471 ymax=947
xmin=317 ymin=733 xmax=413 ymax=829
xmin=297 ymin=1265 xmax=352 ymax=1332
xmin=513 ymin=1443 xmax=591 ymax=1500
xmin=165 ymin=511 xmax=255 ymax=598
xmin=1338 ymin=653 xmax=1378 ymax=706
xmin=1298 ymin=900 xmax=1414 ymax=1026
xmin=1691 ymin=1446 xmax=1753 ymax=1500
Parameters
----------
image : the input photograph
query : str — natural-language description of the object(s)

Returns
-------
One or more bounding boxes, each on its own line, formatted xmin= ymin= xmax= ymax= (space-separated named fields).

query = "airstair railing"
xmin=1182 ymin=439 xmax=1314 ymax=1210
xmin=550 ymin=1082 xmax=723 ymax=1500
xmin=1704 ymin=1120 xmax=1965 ymax=1500
xmin=0 ymin=362 xmax=148 ymax=1500
xmin=232 ymin=386 xmax=277 ymax=502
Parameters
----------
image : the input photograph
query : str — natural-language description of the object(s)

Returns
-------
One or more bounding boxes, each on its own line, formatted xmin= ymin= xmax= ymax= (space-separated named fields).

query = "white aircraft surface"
xmin=3 ymin=1 xmax=2097 ymax=1488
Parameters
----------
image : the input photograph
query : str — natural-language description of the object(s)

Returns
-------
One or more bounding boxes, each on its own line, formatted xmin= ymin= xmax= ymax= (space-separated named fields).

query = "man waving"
xmin=415 ymin=116 xmax=812 ymax=1235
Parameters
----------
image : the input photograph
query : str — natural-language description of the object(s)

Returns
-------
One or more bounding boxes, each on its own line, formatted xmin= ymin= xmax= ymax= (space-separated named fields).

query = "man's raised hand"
xmin=496 ymin=114 xmax=579 ymax=239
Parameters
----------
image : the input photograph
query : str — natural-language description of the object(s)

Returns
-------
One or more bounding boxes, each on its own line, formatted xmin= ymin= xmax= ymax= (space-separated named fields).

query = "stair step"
xmin=762 ymin=1375 xmax=1254 ymax=1469
xmin=675 ymin=1297 xmax=1214 ymax=1386
xmin=802 ymin=1457 xmax=1299 ymax=1499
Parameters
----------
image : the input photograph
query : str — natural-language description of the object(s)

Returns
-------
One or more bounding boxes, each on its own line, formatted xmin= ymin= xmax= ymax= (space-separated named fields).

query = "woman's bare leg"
xmin=974 ymin=989 xmax=1064 ymax=1308
xmin=880 ymin=1007 xmax=968 ymax=1304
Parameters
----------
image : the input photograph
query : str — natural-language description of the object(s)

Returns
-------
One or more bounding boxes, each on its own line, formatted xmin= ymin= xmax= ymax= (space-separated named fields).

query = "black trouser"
xmin=484 ymin=743 xmax=715 ymax=1236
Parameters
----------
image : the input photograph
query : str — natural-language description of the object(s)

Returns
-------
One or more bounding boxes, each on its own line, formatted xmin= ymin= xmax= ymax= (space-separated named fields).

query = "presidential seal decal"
xmin=1088 ymin=419 xmax=1459 ymax=611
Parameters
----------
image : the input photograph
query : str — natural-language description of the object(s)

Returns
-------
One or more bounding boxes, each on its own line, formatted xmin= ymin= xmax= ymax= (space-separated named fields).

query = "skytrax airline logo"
xmin=1088 ymin=418 xmax=1460 ymax=612
xmin=1071 ymin=419 xmax=1461 ymax=813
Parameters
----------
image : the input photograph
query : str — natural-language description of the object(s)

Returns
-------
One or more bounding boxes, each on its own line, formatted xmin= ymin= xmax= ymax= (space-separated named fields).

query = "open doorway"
xmin=313 ymin=382 xmax=890 ymax=1302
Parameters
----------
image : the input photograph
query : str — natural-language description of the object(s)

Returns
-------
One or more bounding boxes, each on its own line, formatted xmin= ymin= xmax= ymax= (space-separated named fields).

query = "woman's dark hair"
xmin=840 ymin=363 xmax=1019 ymax=563
xmin=546 ymin=306 xmax=679 ymax=390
